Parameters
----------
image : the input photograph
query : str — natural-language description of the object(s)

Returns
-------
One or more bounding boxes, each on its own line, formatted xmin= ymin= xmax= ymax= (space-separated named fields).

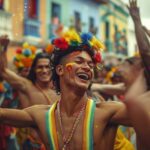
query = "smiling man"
xmin=0 ymin=35 xmax=60 ymax=149
xmin=0 ymin=31 xmax=147 ymax=150
xmin=0 ymin=35 xmax=59 ymax=108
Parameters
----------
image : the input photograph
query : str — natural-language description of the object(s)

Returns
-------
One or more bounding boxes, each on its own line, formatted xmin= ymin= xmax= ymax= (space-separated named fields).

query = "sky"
xmin=124 ymin=0 xmax=150 ymax=28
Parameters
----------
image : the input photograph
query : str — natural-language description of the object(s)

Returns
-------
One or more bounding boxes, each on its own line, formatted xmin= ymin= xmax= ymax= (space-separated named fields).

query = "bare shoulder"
xmin=96 ymin=101 xmax=130 ymax=126
xmin=95 ymin=101 xmax=125 ymax=120
xmin=24 ymin=104 xmax=51 ymax=112
xmin=23 ymin=105 xmax=52 ymax=122
xmin=96 ymin=101 xmax=124 ymax=110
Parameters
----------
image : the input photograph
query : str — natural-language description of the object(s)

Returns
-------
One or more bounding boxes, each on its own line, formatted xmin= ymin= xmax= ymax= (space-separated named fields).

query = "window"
xmin=74 ymin=11 xmax=81 ymax=32
xmin=51 ymin=2 xmax=61 ymax=24
xmin=0 ymin=0 xmax=4 ymax=9
xmin=89 ymin=17 xmax=94 ymax=29
xmin=28 ymin=0 xmax=38 ymax=19
xmin=89 ymin=17 xmax=97 ymax=34
xmin=114 ymin=25 xmax=118 ymax=33
xmin=24 ymin=0 xmax=40 ymax=37
xmin=50 ymin=3 xmax=61 ymax=38
xmin=105 ymin=21 xmax=109 ymax=39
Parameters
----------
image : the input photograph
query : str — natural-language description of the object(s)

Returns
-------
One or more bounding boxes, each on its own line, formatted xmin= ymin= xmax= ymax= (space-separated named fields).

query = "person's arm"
xmin=0 ymin=107 xmax=34 ymax=127
xmin=0 ymin=35 xmax=9 ymax=74
xmin=109 ymin=71 xmax=146 ymax=126
xmin=128 ymin=0 xmax=150 ymax=88
xmin=108 ymin=101 xmax=131 ymax=126
xmin=91 ymin=83 xmax=126 ymax=95
xmin=0 ymin=35 xmax=31 ymax=92
xmin=125 ymin=92 xmax=150 ymax=149
xmin=123 ymin=71 xmax=150 ymax=149
xmin=143 ymin=26 xmax=150 ymax=37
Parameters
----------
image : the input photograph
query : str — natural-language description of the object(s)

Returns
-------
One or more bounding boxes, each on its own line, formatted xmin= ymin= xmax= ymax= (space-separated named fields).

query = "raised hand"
xmin=127 ymin=0 xmax=141 ymax=22
xmin=0 ymin=35 xmax=10 ymax=52
xmin=0 ymin=35 xmax=9 ymax=73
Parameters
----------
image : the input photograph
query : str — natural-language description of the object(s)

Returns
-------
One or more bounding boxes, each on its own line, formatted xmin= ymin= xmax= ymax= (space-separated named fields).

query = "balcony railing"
xmin=0 ymin=10 xmax=12 ymax=37
xmin=24 ymin=18 xmax=40 ymax=37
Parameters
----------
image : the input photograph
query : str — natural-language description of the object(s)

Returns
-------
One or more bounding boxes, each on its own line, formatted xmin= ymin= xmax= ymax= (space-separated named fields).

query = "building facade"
xmin=2 ymin=0 xmax=130 ymax=62
xmin=100 ymin=0 xmax=129 ymax=56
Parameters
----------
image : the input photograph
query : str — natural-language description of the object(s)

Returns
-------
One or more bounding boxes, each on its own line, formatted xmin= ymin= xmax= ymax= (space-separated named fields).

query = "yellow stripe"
xmin=49 ymin=102 xmax=59 ymax=149
xmin=83 ymin=99 xmax=91 ymax=149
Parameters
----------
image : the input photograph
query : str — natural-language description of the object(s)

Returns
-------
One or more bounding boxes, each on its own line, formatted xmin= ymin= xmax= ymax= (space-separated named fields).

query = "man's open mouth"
xmin=77 ymin=73 xmax=90 ymax=81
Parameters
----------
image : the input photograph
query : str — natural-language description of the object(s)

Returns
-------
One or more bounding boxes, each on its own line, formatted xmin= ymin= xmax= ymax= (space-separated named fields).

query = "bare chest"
xmin=21 ymin=87 xmax=58 ymax=106
xmin=36 ymin=104 xmax=118 ymax=150
xmin=29 ymin=89 xmax=52 ymax=104
xmin=53 ymin=111 xmax=117 ymax=150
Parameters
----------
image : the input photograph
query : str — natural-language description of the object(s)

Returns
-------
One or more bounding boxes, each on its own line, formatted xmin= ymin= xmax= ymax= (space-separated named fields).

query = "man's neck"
xmin=35 ymin=81 xmax=50 ymax=89
xmin=60 ymin=90 xmax=88 ymax=117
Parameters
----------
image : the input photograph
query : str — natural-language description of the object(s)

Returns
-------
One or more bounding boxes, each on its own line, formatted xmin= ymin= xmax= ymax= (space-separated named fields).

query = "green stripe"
xmin=88 ymin=100 xmax=96 ymax=150
xmin=45 ymin=107 xmax=55 ymax=150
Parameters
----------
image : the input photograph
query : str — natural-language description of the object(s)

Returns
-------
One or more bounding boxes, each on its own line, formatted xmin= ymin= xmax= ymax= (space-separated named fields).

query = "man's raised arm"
xmin=0 ymin=35 xmax=9 ymax=73
xmin=128 ymin=0 xmax=150 ymax=88
xmin=0 ymin=35 xmax=30 ymax=92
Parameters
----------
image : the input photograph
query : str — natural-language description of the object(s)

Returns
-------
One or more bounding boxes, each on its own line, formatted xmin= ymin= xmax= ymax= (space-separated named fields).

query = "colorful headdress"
xmin=13 ymin=42 xmax=38 ymax=71
xmin=45 ymin=44 xmax=55 ymax=54
xmin=52 ymin=30 xmax=104 ymax=65
xmin=105 ymin=67 xmax=118 ymax=83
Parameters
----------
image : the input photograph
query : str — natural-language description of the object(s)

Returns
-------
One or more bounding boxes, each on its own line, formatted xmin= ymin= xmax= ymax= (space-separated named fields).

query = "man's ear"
xmin=56 ymin=64 xmax=64 ymax=76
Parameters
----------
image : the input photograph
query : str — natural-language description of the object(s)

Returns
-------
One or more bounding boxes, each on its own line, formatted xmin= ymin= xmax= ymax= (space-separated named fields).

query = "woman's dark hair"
xmin=50 ymin=44 xmax=95 ymax=93
xmin=27 ymin=52 xmax=51 ymax=83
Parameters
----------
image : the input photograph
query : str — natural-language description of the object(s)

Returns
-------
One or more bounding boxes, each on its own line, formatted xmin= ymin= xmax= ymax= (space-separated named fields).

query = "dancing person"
xmin=0 ymin=31 xmax=144 ymax=150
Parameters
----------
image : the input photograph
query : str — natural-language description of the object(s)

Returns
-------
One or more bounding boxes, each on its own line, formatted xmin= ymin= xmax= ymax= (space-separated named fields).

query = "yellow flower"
xmin=90 ymin=36 xmax=105 ymax=51
xmin=23 ymin=42 xmax=29 ymax=49
xmin=62 ymin=30 xmax=81 ymax=44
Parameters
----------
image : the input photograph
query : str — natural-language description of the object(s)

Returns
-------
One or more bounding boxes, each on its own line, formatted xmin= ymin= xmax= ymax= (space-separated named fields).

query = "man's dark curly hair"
xmin=50 ymin=44 xmax=95 ymax=93
xmin=27 ymin=52 xmax=51 ymax=83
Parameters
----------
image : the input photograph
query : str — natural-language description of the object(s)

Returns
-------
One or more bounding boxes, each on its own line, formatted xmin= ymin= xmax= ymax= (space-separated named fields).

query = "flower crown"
xmin=51 ymin=30 xmax=104 ymax=65
xmin=13 ymin=42 xmax=55 ymax=71
xmin=13 ymin=42 xmax=37 ymax=71
xmin=105 ymin=67 xmax=118 ymax=83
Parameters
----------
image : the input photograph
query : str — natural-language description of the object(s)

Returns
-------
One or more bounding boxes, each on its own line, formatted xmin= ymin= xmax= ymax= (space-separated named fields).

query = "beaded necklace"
xmin=57 ymin=100 xmax=86 ymax=150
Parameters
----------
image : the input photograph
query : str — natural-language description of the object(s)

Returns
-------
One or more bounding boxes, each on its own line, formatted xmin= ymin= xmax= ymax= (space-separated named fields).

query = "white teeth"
xmin=77 ymin=73 xmax=89 ymax=80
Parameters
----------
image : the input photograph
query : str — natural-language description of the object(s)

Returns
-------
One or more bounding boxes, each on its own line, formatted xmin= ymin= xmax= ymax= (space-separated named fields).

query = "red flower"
xmin=53 ymin=38 xmax=69 ymax=50
xmin=16 ymin=48 xmax=22 ymax=54
xmin=94 ymin=52 xmax=102 ymax=63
